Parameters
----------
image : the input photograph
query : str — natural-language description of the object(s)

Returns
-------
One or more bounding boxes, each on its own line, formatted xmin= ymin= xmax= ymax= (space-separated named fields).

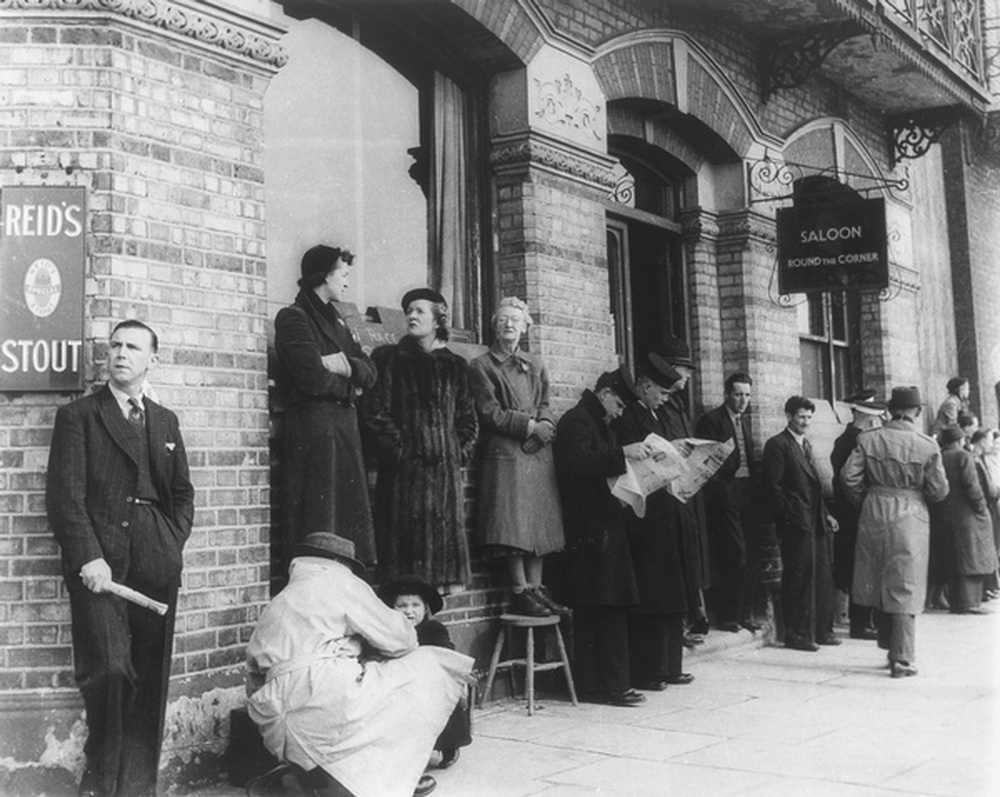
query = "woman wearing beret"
xmin=362 ymin=289 xmax=478 ymax=589
xmin=273 ymin=245 xmax=377 ymax=575
xmin=469 ymin=297 xmax=567 ymax=617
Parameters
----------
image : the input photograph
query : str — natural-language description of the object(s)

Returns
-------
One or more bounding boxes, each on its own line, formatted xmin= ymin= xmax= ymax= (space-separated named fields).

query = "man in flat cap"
xmin=841 ymin=386 xmax=949 ymax=677
xmin=829 ymin=390 xmax=886 ymax=639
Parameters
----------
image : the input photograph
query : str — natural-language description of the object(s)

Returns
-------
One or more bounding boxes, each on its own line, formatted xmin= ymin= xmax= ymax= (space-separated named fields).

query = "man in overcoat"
xmin=553 ymin=371 xmax=652 ymax=706
xmin=610 ymin=361 xmax=697 ymax=689
xmin=762 ymin=395 xmax=840 ymax=651
xmin=841 ymin=386 xmax=949 ymax=677
xmin=695 ymin=372 xmax=758 ymax=633
xmin=46 ymin=320 xmax=195 ymax=797
xmin=829 ymin=389 xmax=885 ymax=639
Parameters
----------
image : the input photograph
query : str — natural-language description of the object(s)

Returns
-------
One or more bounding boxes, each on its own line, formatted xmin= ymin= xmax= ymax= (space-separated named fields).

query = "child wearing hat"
xmin=380 ymin=576 xmax=472 ymax=769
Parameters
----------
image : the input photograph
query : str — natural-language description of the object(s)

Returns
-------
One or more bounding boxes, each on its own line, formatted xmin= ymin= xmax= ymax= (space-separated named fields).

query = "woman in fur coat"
xmin=362 ymin=288 xmax=478 ymax=590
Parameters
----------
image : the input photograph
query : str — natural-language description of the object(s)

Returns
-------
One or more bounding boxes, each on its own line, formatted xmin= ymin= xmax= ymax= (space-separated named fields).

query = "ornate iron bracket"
xmin=747 ymin=155 xmax=909 ymax=206
xmin=760 ymin=20 xmax=860 ymax=102
xmin=888 ymin=107 xmax=963 ymax=166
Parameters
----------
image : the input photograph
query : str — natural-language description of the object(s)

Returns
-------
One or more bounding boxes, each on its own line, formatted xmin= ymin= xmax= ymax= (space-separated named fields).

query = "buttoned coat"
xmin=842 ymin=420 xmax=949 ymax=614
xmin=940 ymin=448 xmax=995 ymax=576
xmin=762 ymin=429 xmax=829 ymax=540
xmin=469 ymin=344 xmax=564 ymax=556
xmin=47 ymin=384 xmax=195 ymax=583
xmin=553 ymin=390 xmax=638 ymax=607
xmin=274 ymin=290 xmax=378 ymax=566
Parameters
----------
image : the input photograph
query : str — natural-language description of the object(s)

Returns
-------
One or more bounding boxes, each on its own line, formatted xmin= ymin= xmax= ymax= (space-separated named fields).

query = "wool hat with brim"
xmin=378 ymin=575 xmax=444 ymax=615
xmin=649 ymin=336 xmax=695 ymax=369
xmin=292 ymin=532 xmax=366 ymax=575
xmin=638 ymin=356 xmax=681 ymax=390
xmin=846 ymin=388 xmax=886 ymax=415
xmin=938 ymin=425 xmax=965 ymax=446
xmin=596 ymin=366 xmax=635 ymax=404
xmin=401 ymin=287 xmax=447 ymax=312
xmin=887 ymin=385 xmax=922 ymax=412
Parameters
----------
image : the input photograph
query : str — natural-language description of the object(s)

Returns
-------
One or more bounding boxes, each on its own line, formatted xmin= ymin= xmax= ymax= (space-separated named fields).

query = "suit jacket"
xmin=46 ymin=384 xmax=195 ymax=580
xmin=695 ymin=404 xmax=754 ymax=483
xmin=761 ymin=428 xmax=829 ymax=539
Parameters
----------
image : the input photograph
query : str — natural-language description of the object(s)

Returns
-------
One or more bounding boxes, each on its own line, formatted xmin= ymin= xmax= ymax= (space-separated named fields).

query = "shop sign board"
xmin=0 ymin=186 xmax=86 ymax=392
xmin=777 ymin=197 xmax=888 ymax=294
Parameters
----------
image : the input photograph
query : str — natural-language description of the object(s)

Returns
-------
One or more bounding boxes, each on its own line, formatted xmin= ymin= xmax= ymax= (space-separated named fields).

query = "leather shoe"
xmin=785 ymin=637 xmax=820 ymax=652
xmin=436 ymin=748 xmax=460 ymax=770
xmin=740 ymin=619 xmax=762 ymax=632
xmin=632 ymin=679 xmax=669 ymax=691
xmin=682 ymin=633 xmax=704 ymax=648
xmin=817 ymin=636 xmax=842 ymax=646
xmin=717 ymin=620 xmax=741 ymax=633
xmin=689 ymin=615 xmax=710 ymax=635
xmin=850 ymin=626 xmax=879 ymax=640
xmin=531 ymin=585 xmax=572 ymax=616
xmin=890 ymin=661 xmax=918 ymax=678
xmin=952 ymin=607 xmax=988 ymax=615
xmin=413 ymin=774 xmax=437 ymax=796
xmin=509 ymin=589 xmax=551 ymax=617
xmin=665 ymin=672 xmax=694 ymax=685
xmin=582 ymin=689 xmax=646 ymax=706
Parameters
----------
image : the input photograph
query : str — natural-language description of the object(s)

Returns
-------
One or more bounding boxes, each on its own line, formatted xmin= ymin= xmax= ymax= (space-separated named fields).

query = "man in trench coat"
xmin=841 ymin=386 xmax=949 ymax=677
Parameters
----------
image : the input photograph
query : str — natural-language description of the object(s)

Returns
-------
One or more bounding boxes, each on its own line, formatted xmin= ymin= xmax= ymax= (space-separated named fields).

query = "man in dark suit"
xmin=47 ymin=320 xmax=194 ymax=797
xmin=553 ymin=370 xmax=652 ymax=707
xmin=695 ymin=372 xmax=758 ymax=633
xmin=761 ymin=395 xmax=839 ymax=652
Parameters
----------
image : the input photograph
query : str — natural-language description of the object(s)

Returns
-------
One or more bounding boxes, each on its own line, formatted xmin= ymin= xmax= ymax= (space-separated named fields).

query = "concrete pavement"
xmin=190 ymin=605 xmax=999 ymax=797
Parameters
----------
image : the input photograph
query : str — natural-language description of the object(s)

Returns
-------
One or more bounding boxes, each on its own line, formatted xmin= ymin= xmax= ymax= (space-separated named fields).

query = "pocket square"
xmin=166 ymin=442 xmax=176 ymax=452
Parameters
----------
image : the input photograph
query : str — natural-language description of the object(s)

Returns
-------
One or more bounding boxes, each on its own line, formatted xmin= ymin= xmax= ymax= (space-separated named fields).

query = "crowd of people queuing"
xmin=43 ymin=242 xmax=998 ymax=797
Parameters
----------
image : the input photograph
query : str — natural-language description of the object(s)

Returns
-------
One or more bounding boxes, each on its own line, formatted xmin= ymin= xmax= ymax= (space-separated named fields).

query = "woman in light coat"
xmin=469 ymin=297 xmax=566 ymax=617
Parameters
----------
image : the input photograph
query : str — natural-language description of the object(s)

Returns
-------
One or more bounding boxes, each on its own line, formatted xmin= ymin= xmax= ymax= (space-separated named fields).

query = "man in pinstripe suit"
xmin=46 ymin=319 xmax=194 ymax=797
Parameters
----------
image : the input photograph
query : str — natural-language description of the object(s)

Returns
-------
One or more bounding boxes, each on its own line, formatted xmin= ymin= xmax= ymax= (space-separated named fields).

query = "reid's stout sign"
xmin=777 ymin=196 xmax=888 ymax=294
xmin=0 ymin=186 xmax=86 ymax=391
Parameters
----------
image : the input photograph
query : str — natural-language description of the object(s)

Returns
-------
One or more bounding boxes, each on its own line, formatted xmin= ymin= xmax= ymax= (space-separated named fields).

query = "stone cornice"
xmin=714 ymin=208 xmax=777 ymax=247
xmin=490 ymin=132 xmax=616 ymax=191
xmin=0 ymin=0 xmax=289 ymax=69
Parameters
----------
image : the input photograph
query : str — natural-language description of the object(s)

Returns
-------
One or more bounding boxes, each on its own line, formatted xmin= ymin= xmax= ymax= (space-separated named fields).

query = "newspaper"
xmin=609 ymin=434 xmax=734 ymax=517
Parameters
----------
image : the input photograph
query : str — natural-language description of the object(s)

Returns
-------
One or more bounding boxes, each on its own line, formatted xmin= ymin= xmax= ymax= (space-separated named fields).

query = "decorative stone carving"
xmin=490 ymin=134 xmax=616 ymax=190
xmin=0 ymin=0 xmax=289 ymax=68
xmin=533 ymin=73 xmax=603 ymax=141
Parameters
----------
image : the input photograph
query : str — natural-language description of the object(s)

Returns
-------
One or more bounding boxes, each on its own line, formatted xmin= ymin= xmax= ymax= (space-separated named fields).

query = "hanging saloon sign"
xmin=776 ymin=195 xmax=888 ymax=294
xmin=0 ymin=186 xmax=86 ymax=392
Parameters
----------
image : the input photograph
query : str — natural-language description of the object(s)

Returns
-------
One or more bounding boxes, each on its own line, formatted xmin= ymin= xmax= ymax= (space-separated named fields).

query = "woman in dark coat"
xmin=362 ymin=289 xmax=478 ymax=590
xmin=610 ymin=361 xmax=696 ymax=690
xmin=939 ymin=426 xmax=995 ymax=613
xmin=273 ymin=245 xmax=377 ymax=572
xmin=553 ymin=372 xmax=651 ymax=706
xmin=470 ymin=297 xmax=566 ymax=617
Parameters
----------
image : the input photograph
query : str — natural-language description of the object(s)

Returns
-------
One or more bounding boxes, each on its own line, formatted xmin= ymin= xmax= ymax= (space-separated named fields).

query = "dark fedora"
xmin=887 ymin=386 xmax=922 ymax=412
xmin=649 ymin=336 xmax=695 ymax=370
xmin=638 ymin=356 xmax=681 ymax=391
xmin=596 ymin=366 xmax=635 ymax=403
xmin=846 ymin=388 xmax=886 ymax=415
xmin=292 ymin=532 xmax=366 ymax=575
xmin=378 ymin=575 xmax=444 ymax=615
xmin=401 ymin=287 xmax=447 ymax=312
xmin=938 ymin=425 xmax=965 ymax=446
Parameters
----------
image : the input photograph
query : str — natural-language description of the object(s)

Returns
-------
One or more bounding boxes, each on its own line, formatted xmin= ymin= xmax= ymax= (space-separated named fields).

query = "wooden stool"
xmin=481 ymin=613 xmax=578 ymax=715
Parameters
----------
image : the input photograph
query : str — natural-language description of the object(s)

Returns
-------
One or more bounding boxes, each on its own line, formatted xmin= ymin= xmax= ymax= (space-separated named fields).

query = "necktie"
xmin=734 ymin=415 xmax=749 ymax=475
xmin=803 ymin=437 xmax=815 ymax=468
xmin=128 ymin=397 xmax=145 ymax=428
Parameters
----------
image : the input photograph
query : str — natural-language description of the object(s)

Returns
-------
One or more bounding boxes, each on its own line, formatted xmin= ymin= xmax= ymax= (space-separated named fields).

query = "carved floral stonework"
xmin=533 ymin=73 xmax=603 ymax=141
xmin=0 ymin=0 xmax=288 ymax=67
xmin=490 ymin=137 xmax=616 ymax=189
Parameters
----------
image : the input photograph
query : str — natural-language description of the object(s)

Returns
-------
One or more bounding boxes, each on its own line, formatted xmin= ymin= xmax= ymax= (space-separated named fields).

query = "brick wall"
xmin=0 ymin=4 xmax=282 ymax=785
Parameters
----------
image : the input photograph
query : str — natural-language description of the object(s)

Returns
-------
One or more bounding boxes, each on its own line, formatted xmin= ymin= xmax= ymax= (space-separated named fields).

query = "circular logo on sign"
xmin=23 ymin=258 xmax=62 ymax=318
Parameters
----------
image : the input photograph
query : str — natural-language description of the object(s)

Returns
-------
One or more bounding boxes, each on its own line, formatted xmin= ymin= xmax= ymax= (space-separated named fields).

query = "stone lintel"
xmin=490 ymin=130 xmax=616 ymax=192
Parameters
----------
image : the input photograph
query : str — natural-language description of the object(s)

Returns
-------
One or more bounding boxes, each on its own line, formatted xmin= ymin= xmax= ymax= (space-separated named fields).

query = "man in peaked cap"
xmin=841 ymin=386 xmax=949 ymax=677
xmin=830 ymin=390 xmax=886 ymax=640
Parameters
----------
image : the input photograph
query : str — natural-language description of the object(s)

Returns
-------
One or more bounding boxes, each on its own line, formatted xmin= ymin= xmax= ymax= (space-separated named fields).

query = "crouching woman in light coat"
xmin=245 ymin=532 xmax=473 ymax=797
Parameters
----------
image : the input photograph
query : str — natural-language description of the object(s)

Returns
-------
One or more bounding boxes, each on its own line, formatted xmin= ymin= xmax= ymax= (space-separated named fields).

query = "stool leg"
xmin=526 ymin=626 xmax=535 ymax=716
xmin=554 ymin=623 xmax=578 ymax=706
xmin=482 ymin=625 xmax=507 ymax=707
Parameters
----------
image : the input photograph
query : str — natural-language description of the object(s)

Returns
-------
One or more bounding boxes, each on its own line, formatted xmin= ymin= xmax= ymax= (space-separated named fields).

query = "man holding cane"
xmin=47 ymin=319 xmax=194 ymax=797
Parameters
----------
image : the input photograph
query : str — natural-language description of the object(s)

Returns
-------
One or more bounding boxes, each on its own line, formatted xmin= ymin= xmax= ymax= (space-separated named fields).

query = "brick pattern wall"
xmin=0 ymin=17 xmax=274 ymax=695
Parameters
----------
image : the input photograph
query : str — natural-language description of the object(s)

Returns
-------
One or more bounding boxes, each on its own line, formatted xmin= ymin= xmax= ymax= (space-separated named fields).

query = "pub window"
xmin=797 ymin=292 xmax=862 ymax=401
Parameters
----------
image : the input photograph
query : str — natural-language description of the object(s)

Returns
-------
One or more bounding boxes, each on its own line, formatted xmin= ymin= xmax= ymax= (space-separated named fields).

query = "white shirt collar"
xmin=108 ymin=382 xmax=144 ymax=419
